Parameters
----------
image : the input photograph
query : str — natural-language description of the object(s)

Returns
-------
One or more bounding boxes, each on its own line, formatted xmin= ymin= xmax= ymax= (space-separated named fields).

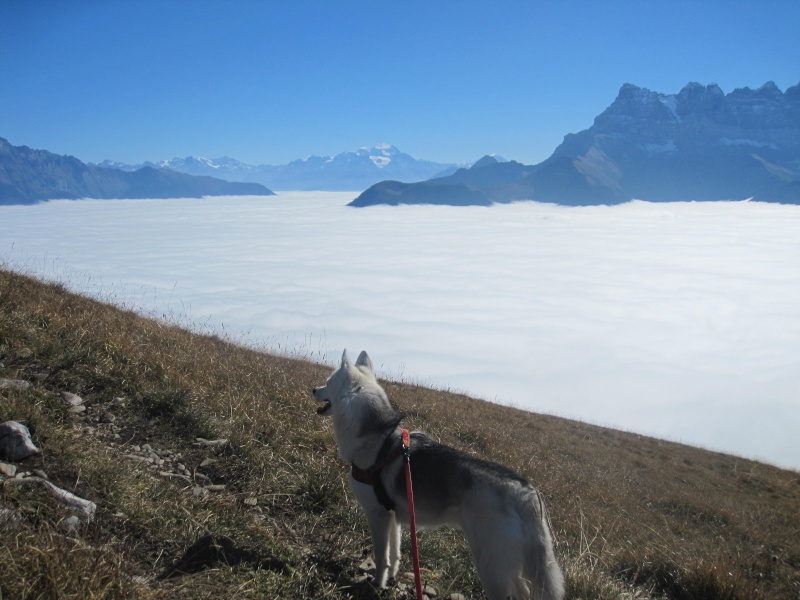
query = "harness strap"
xmin=351 ymin=430 xmax=403 ymax=511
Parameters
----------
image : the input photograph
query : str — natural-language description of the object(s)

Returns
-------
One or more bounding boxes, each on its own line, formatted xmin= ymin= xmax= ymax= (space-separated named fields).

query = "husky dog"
xmin=313 ymin=350 xmax=565 ymax=600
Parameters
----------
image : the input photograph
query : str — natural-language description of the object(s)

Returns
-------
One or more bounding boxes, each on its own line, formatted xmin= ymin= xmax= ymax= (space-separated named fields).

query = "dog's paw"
xmin=371 ymin=569 xmax=390 ymax=588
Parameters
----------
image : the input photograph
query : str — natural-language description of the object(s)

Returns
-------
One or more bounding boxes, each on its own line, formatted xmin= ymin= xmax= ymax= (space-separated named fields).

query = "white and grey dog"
xmin=313 ymin=350 xmax=565 ymax=600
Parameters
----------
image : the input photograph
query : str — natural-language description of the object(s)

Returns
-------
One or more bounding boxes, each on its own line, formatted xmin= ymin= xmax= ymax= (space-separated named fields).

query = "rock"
xmin=141 ymin=444 xmax=153 ymax=453
xmin=242 ymin=497 xmax=258 ymax=507
xmin=0 ymin=507 xmax=22 ymax=529
xmin=68 ymin=404 xmax=86 ymax=414
xmin=423 ymin=585 xmax=438 ymax=597
xmin=124 ymin=454 xmax=149 ymax=463
xmin=0 ymin=421 xmax=40 ymax=460
xmin=5 ymin=477 xmax=96 ymax=520
xmin=60 ymin=391 xmax=84 ymax=406
xmin=160 ymin=471 xmax=192 ymax=485
xmin=99 ymin=412 xmax=116 ymax=423
xmin=447 ymin=594 xmax=467 ymax=600
xmin=199 ymin=458 xmax=217 ymax=468
xmin=0 ymin=379 xmax=31 ymax=390
xmin=358 ymin=557 xmax=376 ymax=572
xmin=0 ymin=461 xmax=18 ymax=477
xmin=192 ymin=486 xmax=209 ymax=498
xmin=193 ymin=438 xmax=228 ymax=449
xmin=61 ymin=515 xmax=81 ymax=533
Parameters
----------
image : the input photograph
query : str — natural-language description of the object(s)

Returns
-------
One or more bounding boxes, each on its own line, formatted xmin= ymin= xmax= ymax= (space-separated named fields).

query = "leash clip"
xmin=401 ymin=428 xmax=411 ymax=462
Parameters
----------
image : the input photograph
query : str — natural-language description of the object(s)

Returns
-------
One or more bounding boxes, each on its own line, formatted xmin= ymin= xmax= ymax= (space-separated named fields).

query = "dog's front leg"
xmin=351 ymin=480 xmax=395 ymax=587
xmin=364 ymin=506 xmax=395 ymax=586
xmin=388 ymin=512 xmax=402 ymax=580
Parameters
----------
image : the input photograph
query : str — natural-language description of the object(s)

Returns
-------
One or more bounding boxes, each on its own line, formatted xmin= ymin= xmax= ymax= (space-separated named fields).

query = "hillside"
xmin=0 ymin=137 xmax=274 ymax=205
xmin=1 ymin=268 xmax=798 ymax=599
xmin=352 ymin=81 xmax=800 ymax=207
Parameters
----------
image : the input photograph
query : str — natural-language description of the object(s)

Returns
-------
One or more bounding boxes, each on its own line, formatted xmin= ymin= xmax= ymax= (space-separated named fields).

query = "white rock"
xmin=61 ymin=515 xmax=81 ymax=533
xmin=4 ymin=477 xmax=96 ymax=520
xmin=0 ymin=507 xmax=22 ymax=529
xmin=0 ymin=379 xmax=31 ymax=390
xmin=0 ymin=461 xmax=18 ymax=477
xmin=192 ymin=438 xmax=228 ymax=448
xmin=59 ymin=392 xmax=84 ymax=406
xmin=0 ymin=421 xmax=40 ymax=460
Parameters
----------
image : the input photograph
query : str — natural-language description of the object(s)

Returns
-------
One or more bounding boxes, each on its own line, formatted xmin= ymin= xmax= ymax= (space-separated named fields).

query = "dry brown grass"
xmin=1 ymin=268 xmax=798 ymax=599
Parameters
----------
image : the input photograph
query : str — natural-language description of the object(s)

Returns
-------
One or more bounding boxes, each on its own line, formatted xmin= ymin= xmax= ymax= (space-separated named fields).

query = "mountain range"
xmin=352 ymin=81 xmax=800 ymax=206
xmin=4 ymin=80 xmax=799 ymax=206
xmin=94 ymin=144 xmax=458 ymax=192
xmin=0 ymin=137 xmax=273 ymax=205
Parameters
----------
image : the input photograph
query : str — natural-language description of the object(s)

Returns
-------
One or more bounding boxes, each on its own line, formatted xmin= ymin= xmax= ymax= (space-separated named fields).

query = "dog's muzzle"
xmin=312 ymin=387 xmax=332 ymax=415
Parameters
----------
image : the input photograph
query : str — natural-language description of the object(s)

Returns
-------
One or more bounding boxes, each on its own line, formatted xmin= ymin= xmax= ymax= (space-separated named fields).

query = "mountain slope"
xmin=0 ymin=137 xmax=274 ymax=205
xmin=352 ymin=81 xmax=800 ymax=206
xmin=1 ymin=268 xmax=798 ymax=599
xmin=98 ymin=145 xmax=457 ymax=192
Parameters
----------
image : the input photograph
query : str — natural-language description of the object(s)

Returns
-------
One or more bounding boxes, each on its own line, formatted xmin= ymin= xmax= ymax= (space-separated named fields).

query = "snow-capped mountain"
xmin=97 ymin=145 xmax=457 ymax=191
xmin=353 ymin=80 xmax=800 ymax=206
xmin=0 ymin=137 xmax=274 ymax=205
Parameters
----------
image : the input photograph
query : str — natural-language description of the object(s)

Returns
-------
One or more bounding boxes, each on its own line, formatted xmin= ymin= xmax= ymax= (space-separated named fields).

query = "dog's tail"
xmin=520 ymin=486 xmax=565 ymax=600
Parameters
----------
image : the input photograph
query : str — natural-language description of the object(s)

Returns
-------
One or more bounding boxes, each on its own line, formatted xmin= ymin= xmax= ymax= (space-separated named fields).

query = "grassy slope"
xmin=1 ymin=268 xmax=798 ymax=599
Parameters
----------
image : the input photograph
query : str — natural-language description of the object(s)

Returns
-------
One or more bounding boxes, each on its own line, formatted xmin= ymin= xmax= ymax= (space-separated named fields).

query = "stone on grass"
xmin=192 ymin=438 xmax=228 ymax=449
xmin=4 ymin=476 xmax=96 ymax=520
xmin=0 ymin=421 xmax=40 ymax=461
xmin=0 ymin=461 xmax=18 ymax=477
xmin=61 ymin=515 xmax=82 ymax=533
xmin=60 ymin=391 xmax=84 ymax=406
xmin=0 ymin=379 xmax=31 ymax=390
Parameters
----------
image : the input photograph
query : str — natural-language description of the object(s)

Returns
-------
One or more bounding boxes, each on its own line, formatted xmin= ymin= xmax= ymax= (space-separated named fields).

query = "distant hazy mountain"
xmin=97 ymin=145 xmax=458 ymax=191
xmin=0 ymin=137 xmax=274 ymax=205
xmin=352 ymin=81 xmax=800 ymax=206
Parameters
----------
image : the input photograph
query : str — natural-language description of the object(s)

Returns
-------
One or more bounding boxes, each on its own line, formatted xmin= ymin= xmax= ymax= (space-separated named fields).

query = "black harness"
xmin=351 ymin=430 xmax=404 ymax=512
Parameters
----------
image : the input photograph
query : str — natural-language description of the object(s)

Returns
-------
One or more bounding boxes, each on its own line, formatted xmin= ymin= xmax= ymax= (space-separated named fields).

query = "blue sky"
xmin=2 ymin=1 xmax=798 ymax=166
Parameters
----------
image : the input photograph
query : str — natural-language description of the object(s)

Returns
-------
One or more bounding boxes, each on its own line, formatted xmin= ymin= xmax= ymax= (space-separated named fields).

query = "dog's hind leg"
xmin=463 ymin=515 xmax=528 ymax=600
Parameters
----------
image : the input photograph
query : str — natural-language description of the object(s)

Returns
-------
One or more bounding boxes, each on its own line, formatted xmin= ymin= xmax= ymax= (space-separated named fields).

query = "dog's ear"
xmin=355 ymin=350 xmax=374 ymax=374
xmin=341 ymin=349 xmax=354 ymax=370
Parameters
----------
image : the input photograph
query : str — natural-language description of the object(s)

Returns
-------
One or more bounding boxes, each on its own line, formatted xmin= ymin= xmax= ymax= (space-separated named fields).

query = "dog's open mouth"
xmin=316 ymin=400 xmax=332 ymax=415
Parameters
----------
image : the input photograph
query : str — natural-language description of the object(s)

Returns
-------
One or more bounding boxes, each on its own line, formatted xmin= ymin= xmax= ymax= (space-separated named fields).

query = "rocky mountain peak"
xmin=353 ymin=79 xmax=800 ymax=207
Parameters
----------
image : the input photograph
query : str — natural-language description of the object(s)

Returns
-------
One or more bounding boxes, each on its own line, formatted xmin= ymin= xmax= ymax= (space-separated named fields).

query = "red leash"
xmin=401 ymin=428 xmax=424 ymax=600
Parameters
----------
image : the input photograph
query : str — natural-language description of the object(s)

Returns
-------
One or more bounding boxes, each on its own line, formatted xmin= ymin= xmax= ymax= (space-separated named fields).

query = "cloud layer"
xmin=2 ymin=192 xmax=798 ymax=470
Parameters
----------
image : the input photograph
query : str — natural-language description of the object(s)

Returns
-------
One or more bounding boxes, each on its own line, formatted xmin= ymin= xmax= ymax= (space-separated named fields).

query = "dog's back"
xmin=386 ymin=433 xmax=565 ymax=600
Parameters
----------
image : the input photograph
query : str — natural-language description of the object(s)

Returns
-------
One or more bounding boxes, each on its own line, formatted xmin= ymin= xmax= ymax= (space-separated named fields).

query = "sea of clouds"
xmin=1 ymin=192 xmax=798 ymax=470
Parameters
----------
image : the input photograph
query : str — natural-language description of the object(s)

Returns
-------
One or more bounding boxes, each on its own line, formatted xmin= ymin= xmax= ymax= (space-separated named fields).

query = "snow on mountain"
xmin=96 ymin=145 xmax=456 ymax=192
xmin=0 ymin=137 xmax=274 ymax=204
